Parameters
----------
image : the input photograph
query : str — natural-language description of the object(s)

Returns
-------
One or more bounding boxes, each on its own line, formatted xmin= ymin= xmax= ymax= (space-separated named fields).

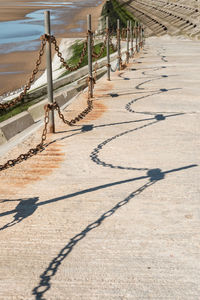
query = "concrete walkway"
xmin=0 ymin=35 xmax=200 ymax=299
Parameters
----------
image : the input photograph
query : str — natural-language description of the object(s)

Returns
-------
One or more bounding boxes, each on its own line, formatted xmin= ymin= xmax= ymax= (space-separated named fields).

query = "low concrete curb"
xmin=0 ymin=129 xmax=7 ymax=146
xmin=0 ymin=43 xmax=127 ymax=146
xmin=5 ymin=50 xmax=121 ymax=103
xmin=0 ymin=112 xmax=34 ymax=143
xmin=0 ymin=67 xmax=107 ymax=145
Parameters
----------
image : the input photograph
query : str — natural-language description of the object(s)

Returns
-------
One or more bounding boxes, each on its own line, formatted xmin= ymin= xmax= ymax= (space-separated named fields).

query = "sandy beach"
xmin=0 ymin=0 xmax=105 ymax=96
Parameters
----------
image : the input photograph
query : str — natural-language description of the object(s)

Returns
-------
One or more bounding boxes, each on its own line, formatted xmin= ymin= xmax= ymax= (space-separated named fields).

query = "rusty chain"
xmin=93 ymin=62 xmax=99 ymax=82
xmin=0 ymin=95 xmax=94 ymax=171
xmin=1 ymin=25 xmax=143 ymax=172
xmin=109 ymin=34 xmax=117 ymax=52
xmin=0 ymin=104 xmax=51 ymax=172
xmin=0 ymin=37 xmax=46 ymax=112
xmin=116 ymin=28 xmax=122 ymax=70
xmin=54 ymin=98 xmax=93 ymax=125
xmin=51 ymin=35 xmax=88 ymax=72
xmin=134 ymin=27 xmax=137 ymax=39
xmin=121 ymin=28 xmax=127 ymax=41
xmin=92 ymin=31 xmax=108 ymax=59
xmin=87 ymin=76 xmax=96 ymax=99
xmin=126 ymin=51 xmax=130 ymax=64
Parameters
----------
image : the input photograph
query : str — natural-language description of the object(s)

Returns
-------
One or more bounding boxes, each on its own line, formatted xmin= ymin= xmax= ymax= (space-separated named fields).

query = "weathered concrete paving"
xmin=0 ymin=35 xmax=200 ymax=299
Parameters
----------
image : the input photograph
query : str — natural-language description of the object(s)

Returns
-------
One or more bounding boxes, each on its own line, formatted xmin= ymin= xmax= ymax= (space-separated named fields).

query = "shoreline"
xmin=0 ymin=0 xmax=105 ymax=96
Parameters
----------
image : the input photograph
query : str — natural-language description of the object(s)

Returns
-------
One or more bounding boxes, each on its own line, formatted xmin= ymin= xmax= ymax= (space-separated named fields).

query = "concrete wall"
xmin=0 ymin=67 xmax=107 ymax=145
xmin=0 ymin=45 xmax=126 ymax=146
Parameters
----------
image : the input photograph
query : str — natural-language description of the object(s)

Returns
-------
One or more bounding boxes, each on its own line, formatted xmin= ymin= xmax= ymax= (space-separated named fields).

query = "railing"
xmin=0 ymin=11 xmax=145 ymax=172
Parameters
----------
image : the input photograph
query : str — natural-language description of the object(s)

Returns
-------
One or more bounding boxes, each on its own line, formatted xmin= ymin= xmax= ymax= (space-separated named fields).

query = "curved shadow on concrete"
xmin=31 ymin=164 xmax=197 ymax=299
xmin=90 ymin=112 xmax=184 ymax=171
xmin=125 ymin=88 xmax=181 ymax=114
xmin=0 ymin=197 xmax=39 ymax=231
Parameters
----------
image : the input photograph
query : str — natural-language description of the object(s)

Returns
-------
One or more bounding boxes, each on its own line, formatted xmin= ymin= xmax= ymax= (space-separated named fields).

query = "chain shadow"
xmin=125 ymin=88 xmax=182 ymax=114
xmin=90 ymin=112 xmax=184 ymax=171
xmin=0 ymin=197 xmax=39 ymax=231
xmin=0 ymin=129 xmax=84 ymax=173
xmin=46 ymin=113 xmax=167 ymax=141
xmin=130 ymin=66 xmax=167 ymax=73
xmin=0 ymin=174 xmax=153 ymax=232
xmin=135 ymin=76 xmax=178 ymax=90
xmin=32 ymin=164 xmax=197 ymax=299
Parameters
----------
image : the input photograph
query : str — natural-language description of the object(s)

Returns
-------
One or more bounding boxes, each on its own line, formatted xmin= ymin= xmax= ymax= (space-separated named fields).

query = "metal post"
xmin=130 ymin=21 xmax=133 ymax=57
xmin=44 ymin=11 xmax=55 ymax=133
xmin=139 ymin=24 xmax=141 ymax=50
xmin=117 ymin=19 xmax=121 ymax=70
xmin=141 ymin=25 xmax=144 ymax=47
xmin=135 ymin=21 xmax=138 ymax=53
xmin=137 ymin=22 xmax=139 ymax=52
xmin=87 ymin=14 xmax=93 ymax=98
xmin=138 ymin=23 xmax=141 ymax=51
xmin=106 ymin=17 xmax=111 ymax=81
xmin=126 ymin=20 xmax=130 ymax=63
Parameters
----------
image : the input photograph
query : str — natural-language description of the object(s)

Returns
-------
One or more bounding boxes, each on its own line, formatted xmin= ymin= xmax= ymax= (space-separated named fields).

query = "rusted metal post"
xmin=139 ymin=23 xmax=142 ymax=51
xmin=134 ymin=21 xmax=137 ymax=53
xmin=117 ymin=19 xmax=121 ymax=70
xmin=44 ymin=10 xmax=55 ymax=133
xmin=126 ymin=20 xmax=130 ymax=63
xmin=106 ymin=16 xmax=111 ymax=81
xmin=135 ymin=21 xmax=139 ymax=52
xmin=136 ymin=22 xmax=140 ymax=52
xmin=130 ymin=20 xmax=133 ymax=57
xmin=141 ymin=25 xmax=144 ymax=47
xmin=87 ymin=14 xmax=93 ymax=98
xmin=139 ymin=23 xmax=141 ymax=50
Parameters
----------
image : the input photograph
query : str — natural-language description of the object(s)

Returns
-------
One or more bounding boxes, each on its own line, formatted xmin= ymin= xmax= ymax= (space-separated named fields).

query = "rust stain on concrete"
xmin=83 ymin=101 xmax=107 ymax=121
xmin=0 ymin=142 xmax=65 ymax=194
xmin=95 ymin=81 xmax=113 ymax=92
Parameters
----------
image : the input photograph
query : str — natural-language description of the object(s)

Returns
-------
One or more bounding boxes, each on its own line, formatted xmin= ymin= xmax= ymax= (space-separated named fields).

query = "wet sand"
xmin=0 ymin=0 xmax=104 ymax=95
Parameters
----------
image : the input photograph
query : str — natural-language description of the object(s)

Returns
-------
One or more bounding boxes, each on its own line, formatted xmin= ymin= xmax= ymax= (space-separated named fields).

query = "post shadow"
xmin=31 ymin=163 xmax=197 ymax=299
xmin=0 ymin=197 xmax=39 ymax=231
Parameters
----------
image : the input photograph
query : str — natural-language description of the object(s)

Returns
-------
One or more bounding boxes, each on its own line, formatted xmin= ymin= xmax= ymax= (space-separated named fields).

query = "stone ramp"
xmin=0 ymin=36 xmax=200 ymax=299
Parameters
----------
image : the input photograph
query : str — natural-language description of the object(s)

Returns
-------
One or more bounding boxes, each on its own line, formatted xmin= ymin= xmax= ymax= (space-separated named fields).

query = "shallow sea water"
xmin=0 ymin=0 xmax=101 ymax=54
xmin=0 ymin=0 xmax=102 ymax=95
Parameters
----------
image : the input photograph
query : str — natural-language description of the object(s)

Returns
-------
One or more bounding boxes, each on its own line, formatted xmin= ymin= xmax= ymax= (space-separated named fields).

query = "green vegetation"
xmin=1 ymin=0 xmax=131 ymax=123
xmin=0 ymin=97 xmax=43 ymax=123
xmin=101 ymin=0 xmax=136 ymax=32
xmin=0 ymin=41 xmax=115 ymax=122
xmin=59 ymin=40 xmax=115 ymax=78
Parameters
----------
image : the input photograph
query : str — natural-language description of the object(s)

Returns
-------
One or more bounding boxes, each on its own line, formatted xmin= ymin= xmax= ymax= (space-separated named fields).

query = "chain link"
xmin=51 ymin=35 xmax=88 ymax=72
xmin=54 ymin=99 xmax=93 ymax=125
xmin=121 ymin=28 xmax=127 ymax=41
xmin=110 ymin=36 xmax=117 ymax=52
xmin=93 ymin=62 xmax=98 ymax=82
xmin=0 ymin=38 xmax=46 ymax=112
xmin=116 ymin=28 xmax=123 ymax=69
xmin=1 ymin=25 xmax=141 ymax=172
xmin=126 ymin=51 xmax=130 ymax=64
xmin=0 ymin=104 xmax=51 ymax=171
xmin=87 ymin=76 xmax=96 ymax=99
xmin=0 ymin=94 xmax=95 ymax=171
xmin=92 ymin=32 xmax=108 ymax=59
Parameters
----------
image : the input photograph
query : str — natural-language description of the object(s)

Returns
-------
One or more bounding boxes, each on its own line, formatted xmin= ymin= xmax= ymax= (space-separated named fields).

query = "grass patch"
xmin=0 ymin=40 xmax=115 ymax=123
xmin=101 ymin=0 xmax=136 ymax=32
xmin=59 ymin=40 xmax=115 ymax=78
xmin=1 ymin=0 xmax=131 ymax=123
xmin=0 ymin=97 xmax=43 ymax=123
